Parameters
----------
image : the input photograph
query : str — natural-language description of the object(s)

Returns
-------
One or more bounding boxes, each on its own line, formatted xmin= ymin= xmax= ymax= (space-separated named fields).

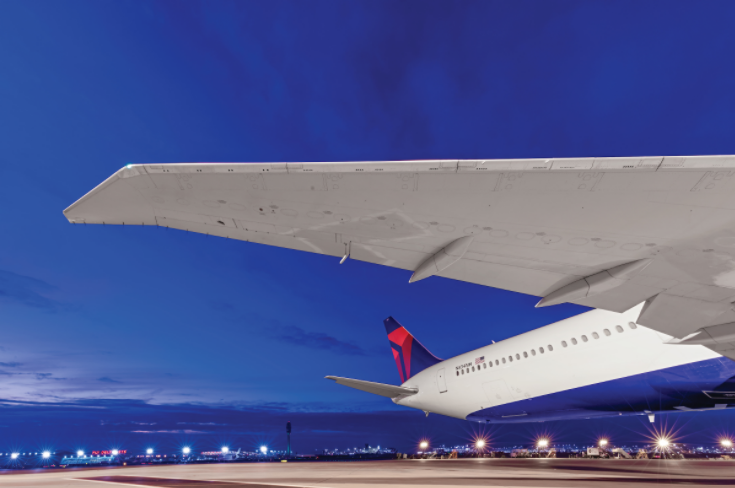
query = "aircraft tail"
xmin=384 ymin=317 xmax=441 ymax=383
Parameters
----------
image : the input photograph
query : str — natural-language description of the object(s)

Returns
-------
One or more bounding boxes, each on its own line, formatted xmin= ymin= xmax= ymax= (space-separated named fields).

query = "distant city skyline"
xmin=2 ymin=0 xmax=735 ymax=452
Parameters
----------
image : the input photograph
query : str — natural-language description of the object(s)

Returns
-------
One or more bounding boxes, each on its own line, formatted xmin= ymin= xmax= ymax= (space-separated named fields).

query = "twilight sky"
xmin=2 ymin=0 xmax=735 ymax=454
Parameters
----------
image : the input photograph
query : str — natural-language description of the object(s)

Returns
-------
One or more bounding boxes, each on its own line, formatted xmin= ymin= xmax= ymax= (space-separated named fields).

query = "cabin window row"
xmin=455 ymin=322 xmax=638 ymax=376
xmin=560 ymin=322 xmax=637 ymax=348
xmin=456 ymin=344 xmax=555 ymax=376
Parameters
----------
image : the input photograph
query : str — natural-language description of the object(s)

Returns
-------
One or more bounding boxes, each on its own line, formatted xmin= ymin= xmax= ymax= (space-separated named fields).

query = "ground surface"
xmin=0 ymin=459 xmax=733 ymax=487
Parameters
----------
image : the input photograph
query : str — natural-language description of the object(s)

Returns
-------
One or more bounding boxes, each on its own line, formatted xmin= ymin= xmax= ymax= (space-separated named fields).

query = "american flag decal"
xmin=475 ymin=356 xmax=485 ymax=365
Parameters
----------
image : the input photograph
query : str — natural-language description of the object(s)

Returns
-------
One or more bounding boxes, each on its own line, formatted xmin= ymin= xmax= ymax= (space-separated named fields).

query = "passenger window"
xmin=461 ymin=370 xmax=464 ymax=375
xmin=456 ymin=371 xmax=459 ymax=376
xmin=604 ymin=329 xmax=611 ymax=336
xmin=502 ymin=358 xmax=506 ymax=364
xmin=629 ymin=322 xmax=638 ymax=329
xmin=561 ymin=341 xmax=568 ymax=347
xmin=515 ymin=353 xmax=520 ymax=360
xmin=531 ymin=349 xmax=536 ymax=356
xmin=483 ymin=363 xmax=487 ymax=369
xmin=489 ymin=361 xmax=493 ymax=368
xmin=523 ymin=351 xmax=528 ymax=358
xmin=466 ymin=369 xmax=470 ymax=374
xmin=548 ymin=344 xmax=553 ymax=351
xmin=592 ymin=332 xmax=600 ymax=339
xmin=495 ymin=359 xmax=499 ymax=366
xmin=472 ymin=366 xmax=475 ymax=372
xmin=616 ymin=325 xmax=624 ymax=333
xmin=571 ymin=338 xmax=577 ymax=345
xmin=582 ymin=335 xmax=588 ymax=342
xmin=539 ymin=347 xmax=545 ymax=353
xmin=509 ymin=356 xmax=513 ymax=362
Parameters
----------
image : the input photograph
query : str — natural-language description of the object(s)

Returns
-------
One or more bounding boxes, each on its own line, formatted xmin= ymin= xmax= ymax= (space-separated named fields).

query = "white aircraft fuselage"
xmin=384 ymin=306 xmax=735 ymax=423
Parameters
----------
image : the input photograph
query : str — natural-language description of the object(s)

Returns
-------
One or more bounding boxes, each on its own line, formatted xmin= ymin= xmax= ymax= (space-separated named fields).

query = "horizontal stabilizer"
xmin=325 ymin=376 xmax=418 ymax=398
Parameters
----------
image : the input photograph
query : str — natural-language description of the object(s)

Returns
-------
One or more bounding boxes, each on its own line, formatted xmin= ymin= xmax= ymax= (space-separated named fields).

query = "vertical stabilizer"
xmin=384 ymin=317 xmax=441 ymax=383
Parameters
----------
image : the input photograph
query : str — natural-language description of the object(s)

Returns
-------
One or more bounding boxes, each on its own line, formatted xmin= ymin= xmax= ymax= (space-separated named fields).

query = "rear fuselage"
xmin=396 ymin=305 xmax=735 ymax=422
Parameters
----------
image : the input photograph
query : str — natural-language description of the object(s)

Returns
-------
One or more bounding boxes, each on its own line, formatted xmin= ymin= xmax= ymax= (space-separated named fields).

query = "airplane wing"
xmin=64 ymin=157 xmax=735 ymax=358
xmin=325 ymin=376 xmax=418 ymax=398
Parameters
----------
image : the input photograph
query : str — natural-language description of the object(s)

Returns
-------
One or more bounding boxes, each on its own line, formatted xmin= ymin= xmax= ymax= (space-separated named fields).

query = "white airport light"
xmin=222 ymin=447 xmax=229 ymax=453
xmin=77 ymin=450 xmax=84 ymax=457
xmin=722 ymin=439 xmax=732 ymax=448
xmin=260 ymin=446 xmax=268 ymax=454
xmin=475 ymin=439 xmax=486 ymax=449
xmin=537 ymin=439 xmax=549 ymax=448
xmin=599 ymin=439 xmax=608 ymax=447
xmin=146 ymin=448 xmax=153 ymax=455
xmin=419 ymin=441 xmax=428 ymax=450
xmin=183 ymin=447 xmax=191 ymax=455
xmin=111 ymin=449 xmax=119 ymax=456
xmin=42 ymin=451 xmax=50 ymax=459
xmin=10 ymin=453 xmax=18 ymax=460
xmin=657 ymin=437 xmax=670 ymax=448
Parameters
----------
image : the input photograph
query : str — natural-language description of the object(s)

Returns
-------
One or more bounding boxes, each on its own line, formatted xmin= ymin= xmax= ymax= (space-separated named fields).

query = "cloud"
xmin=35 ymin=372 xmax=65 ymax=380
xmin=0 ymin=396 xmax=425 ymax=450
xmin=0 ymin=362 xmax=22 ymax=368
xmin=97 ymin=376 xmax=122 ymax=383
xmin=268 ymin=325 xmax=371 ymax=356
xmin=132 ymin=429 xmax=211 ymax=434
xmin=176 ymin=422 xmax=226 ymax=426
xmin=0 ymin=269 xmax=58 ymax=311
xmin=208 ymin=300 xmax=374 ymax=357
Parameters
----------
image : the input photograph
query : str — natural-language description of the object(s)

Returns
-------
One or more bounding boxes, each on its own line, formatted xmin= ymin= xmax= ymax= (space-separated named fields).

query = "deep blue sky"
xmin=2 ymin=0 xmax=735 ymax=454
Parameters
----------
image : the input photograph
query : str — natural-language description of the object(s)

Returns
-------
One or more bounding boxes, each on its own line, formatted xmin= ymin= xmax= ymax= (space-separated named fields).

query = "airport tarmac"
xmin=1 ymin=459 xmax=735 ymax=487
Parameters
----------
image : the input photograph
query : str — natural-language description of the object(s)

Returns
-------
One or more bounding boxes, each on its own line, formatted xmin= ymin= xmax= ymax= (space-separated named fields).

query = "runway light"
xmin=260 ymin=446 xmax=268 ymax=454
xmin=657 ymin=437 xmax=670 ymax=448
xmin=475 ymin=439 xmax=486 ymax=449
xmin=721 ymin=439 xmax=733 ymax=448
xmin=77 ymin=450 xmax=84 ymax=457
xmin=42 ymin=451 xmax=50 ymax=459
xmin=599 ymin=439 xmax=608 ymax=447
xmin=183 ymin=447 xmax=191 ymax=455
xmin=222 ymin=447 xmax=229 ymax=453
xmin=419 ymin=441 xmax=429 ymax=450
xmin=146 ymin=448 xmax=153 ymax=455
xmin=111 ymin=450 xmax=119 ymax=456
xmin=10 ymin=453 xmax=18 ymax=459
xmin=537 ymin=439 xmax=549 ymax=449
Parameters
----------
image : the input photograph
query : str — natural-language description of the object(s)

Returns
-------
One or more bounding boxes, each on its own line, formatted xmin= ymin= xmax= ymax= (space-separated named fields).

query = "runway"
xmin=1 ymin=459 xmax=734 ymax=488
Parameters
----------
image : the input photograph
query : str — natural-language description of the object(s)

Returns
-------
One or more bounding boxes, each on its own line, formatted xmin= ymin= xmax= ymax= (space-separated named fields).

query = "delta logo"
xmin=388 ymin=326 xmax=413 ymax=382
